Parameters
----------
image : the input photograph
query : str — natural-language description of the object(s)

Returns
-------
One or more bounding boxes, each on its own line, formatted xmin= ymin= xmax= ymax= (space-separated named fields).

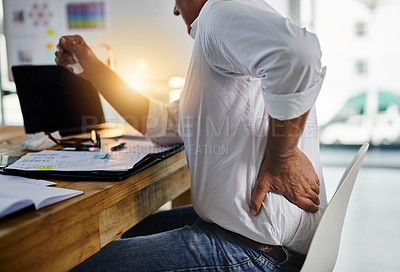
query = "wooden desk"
xmin=0 ymin=126 xmax=191 ymax=272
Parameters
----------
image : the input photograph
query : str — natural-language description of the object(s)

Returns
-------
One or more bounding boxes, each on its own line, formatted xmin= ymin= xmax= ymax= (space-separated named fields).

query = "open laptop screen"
xmin=12 ymin=65 xmax=105 ymax=136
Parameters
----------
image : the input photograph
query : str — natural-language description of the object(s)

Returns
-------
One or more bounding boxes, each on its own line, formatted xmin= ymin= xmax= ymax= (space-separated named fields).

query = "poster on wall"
xmin=7 ymin=1 xmax=57 ymax=32
xmin=67 ymin=2 xmax=106 ymax=29
xmin=2 ymin=0 xmax=107 ymax=81
xmin=3 ymin=0 xmax=60 ymax=80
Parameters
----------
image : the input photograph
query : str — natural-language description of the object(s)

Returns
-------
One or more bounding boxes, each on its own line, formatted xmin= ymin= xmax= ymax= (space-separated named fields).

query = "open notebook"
xmin=0 ymin=175 xmax=83 ymax=219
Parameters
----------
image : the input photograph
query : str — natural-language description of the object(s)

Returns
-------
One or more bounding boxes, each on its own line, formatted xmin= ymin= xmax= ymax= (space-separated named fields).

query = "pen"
xmin=111 ymin=142 xmax=126 ymax=151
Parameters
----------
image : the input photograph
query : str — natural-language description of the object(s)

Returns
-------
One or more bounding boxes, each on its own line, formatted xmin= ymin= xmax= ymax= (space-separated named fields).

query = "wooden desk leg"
xmin=171 ymin=189 xmax=191 ymax=208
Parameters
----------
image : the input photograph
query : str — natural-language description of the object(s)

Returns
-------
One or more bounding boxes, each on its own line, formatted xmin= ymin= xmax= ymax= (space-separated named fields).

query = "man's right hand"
xmin=55 ymin=35 xmax=100 ymax=80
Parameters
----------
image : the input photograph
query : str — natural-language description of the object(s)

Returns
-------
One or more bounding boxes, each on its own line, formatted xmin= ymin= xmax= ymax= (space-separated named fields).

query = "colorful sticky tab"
xmin=93 ymin=153 xmax=109 ymax=160
xmin=46 ymin=28 xmax=55 ymax=36
xmin=35 ymin=165 xmax=54 ymax=170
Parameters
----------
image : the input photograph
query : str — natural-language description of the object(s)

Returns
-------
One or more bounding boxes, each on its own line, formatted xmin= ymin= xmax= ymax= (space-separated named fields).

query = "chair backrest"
xmin=301 ymin=143 xmax=369 ymax=272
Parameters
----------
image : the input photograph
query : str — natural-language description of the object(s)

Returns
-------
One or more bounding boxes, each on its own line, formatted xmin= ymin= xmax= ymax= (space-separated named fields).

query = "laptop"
xmin=12 ymin=65 xmax=127 ymax=138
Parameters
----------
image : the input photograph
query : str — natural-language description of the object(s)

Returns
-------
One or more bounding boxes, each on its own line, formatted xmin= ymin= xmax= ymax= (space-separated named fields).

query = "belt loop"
xmin=278 ymin=246 xmax=291 ymax=267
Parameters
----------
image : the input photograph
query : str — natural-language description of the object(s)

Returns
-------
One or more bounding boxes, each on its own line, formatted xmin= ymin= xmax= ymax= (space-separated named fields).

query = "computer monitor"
xmin=12 ymin=65 xmax=106 ymax=136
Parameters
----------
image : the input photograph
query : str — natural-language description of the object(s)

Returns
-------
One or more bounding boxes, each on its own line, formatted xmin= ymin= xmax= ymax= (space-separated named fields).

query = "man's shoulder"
xmin=199 ymin=0 xmax=281 ymax=29
xmin=201 ymin=0 xmax=277 ymax=14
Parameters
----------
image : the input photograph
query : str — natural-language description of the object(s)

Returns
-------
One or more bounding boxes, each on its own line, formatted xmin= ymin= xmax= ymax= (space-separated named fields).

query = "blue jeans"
xmin=71 ymin=206 xmax=303 ymax=272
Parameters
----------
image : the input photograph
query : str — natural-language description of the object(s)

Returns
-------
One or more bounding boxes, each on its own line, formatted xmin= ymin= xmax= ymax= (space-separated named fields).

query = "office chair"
xmin=301 ymin=143 xmax=369 ymax=272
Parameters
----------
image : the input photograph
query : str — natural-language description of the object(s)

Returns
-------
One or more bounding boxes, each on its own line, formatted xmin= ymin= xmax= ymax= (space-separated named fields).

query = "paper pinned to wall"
xmin=2 ymin=0 xmax=108 ymax=81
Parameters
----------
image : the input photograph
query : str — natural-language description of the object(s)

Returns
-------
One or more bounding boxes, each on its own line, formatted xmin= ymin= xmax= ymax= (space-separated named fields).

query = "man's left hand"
xmin=250 ymin=146 xmax=320 ymax=215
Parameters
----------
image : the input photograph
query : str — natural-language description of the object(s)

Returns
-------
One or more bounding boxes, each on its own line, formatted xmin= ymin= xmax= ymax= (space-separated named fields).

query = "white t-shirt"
xmin=146 ymin=0 xmax=327 ymax=254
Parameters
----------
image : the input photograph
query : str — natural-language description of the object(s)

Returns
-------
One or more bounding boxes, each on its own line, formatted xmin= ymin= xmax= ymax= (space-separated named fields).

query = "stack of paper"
xmin=0 ymin=175 xmax=83 ymax=218
xmin=6 ymin=139 xmax=174 ymax=172
xmin=2 ymin=137 xmax=181 ymax=181
xmin=5 ymin=150 xmax=148 ymax=172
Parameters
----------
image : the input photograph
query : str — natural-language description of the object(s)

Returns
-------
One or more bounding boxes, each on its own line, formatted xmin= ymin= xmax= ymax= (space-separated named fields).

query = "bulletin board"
xmin=2 ymin=0 xmax=108 ymax=81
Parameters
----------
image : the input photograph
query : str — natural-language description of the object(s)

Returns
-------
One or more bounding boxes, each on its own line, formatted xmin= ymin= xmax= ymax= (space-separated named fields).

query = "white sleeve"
xmin=145 ymin=99 xmax=183 ymax=145
xmin=199 ymin=1 xmax=326 ymax=120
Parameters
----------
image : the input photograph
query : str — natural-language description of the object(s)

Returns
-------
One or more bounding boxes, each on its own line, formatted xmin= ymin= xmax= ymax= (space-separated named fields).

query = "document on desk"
xmin=6 ymin=140 xmax=174 ymax=172
xmin=6 ymin=150 xmax=145 ymax=171
xmin=0 ymin=175 xmax=83 ymax=218
xmin=3 ymin=138 xmax=183 ymax=181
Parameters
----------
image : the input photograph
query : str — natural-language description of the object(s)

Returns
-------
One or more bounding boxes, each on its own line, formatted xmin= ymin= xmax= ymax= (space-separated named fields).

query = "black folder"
xmin=1 ymin=144 xmax=184 ymax=181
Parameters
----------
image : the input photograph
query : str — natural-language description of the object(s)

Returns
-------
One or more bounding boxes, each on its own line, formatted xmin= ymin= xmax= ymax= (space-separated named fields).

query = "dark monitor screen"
xmin=12 ymin=65 xmax=105 ymax=136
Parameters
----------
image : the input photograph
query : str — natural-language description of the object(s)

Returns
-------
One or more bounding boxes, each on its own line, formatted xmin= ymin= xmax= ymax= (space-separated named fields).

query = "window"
xmin=355 ymin=21 xmax=367 ymax=37
xmin=355 ymin=60 xmax=368 ymax=75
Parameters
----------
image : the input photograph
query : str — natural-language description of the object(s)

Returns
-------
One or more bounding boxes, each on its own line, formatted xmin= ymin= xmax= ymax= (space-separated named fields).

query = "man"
xmin=56 ymin=0 xmax=327 ymax=271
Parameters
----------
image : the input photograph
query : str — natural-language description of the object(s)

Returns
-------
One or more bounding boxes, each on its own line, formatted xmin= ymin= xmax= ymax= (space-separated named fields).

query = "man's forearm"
xmin=88 ymin=61 xmax=150 ymax=134
xmin=55 ymin=36 xmax=150 ymax=134
xmin=266 ymin=110 xmax=310 ymax=159
xmin=250 ymin=109 xmax=320 ymax=215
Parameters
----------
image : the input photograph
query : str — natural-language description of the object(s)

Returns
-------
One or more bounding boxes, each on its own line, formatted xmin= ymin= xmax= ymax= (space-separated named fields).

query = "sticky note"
xmin=46 ymin=28 xmax=55 ymax=36
xmin=93 ymin=153 xmax=109 ymax=160
xmin=35 ymin=165 xmax=54 ymax=170
xmin=45 ymin=42 xmax=54 ymax=50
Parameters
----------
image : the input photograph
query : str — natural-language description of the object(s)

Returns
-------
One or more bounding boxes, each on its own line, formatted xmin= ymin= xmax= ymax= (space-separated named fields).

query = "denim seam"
xmin=162 ymin=254 xmax=277 ymax=272
xmin=255 ymin=254 xmax=280 ymax=272
xmin=226 ymin=232 xmax=280 ymax=271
